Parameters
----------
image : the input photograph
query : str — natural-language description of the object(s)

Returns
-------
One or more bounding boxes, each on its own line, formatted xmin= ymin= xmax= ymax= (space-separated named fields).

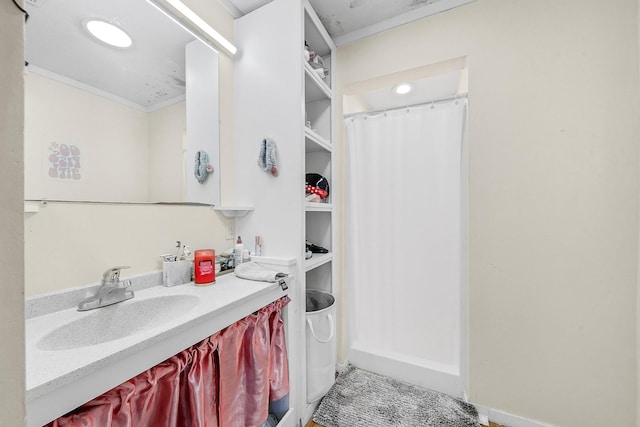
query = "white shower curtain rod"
xmin=343 ymin=92 xmax=467 ymax=119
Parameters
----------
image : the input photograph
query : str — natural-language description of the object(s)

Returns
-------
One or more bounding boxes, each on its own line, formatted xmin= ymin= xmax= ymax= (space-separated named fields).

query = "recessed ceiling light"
xmin=84 ymin=19 xmax=132 ymax=48
xmin=392 ymin=82 xmax=415 ymax=95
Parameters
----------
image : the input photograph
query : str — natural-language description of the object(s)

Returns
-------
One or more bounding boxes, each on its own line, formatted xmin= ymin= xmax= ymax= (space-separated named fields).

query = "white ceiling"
xmin=24 ymin=0 xmax=195 ymax=110
xmin=220 ymin=0 xmax=476 ymax=45
xmin=23 ymin=0 xmax=473 ymax=111
xmin=219 ymin=0 xmax=471 ymax=113
xmin=357 ymin=70 xmax=462 ymax=114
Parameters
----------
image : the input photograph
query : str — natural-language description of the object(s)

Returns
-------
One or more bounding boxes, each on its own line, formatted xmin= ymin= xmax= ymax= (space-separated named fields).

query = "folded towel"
xmin=234 ymin=261 xmax=286 ymax=282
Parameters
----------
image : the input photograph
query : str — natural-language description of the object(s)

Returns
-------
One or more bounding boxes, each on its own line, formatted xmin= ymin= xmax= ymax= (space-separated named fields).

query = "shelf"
xmin=304 ymin=62 xmax=331 ymax=101
xmin=24 ymin=201 xmax=40 ymax=213
xmin=305 ymin=202 xmax=332 ymax=212
xmin=305 ymin=128 xmax=331 ymax=152
xmin=304 ymin=3 xmax=333 ymax=57
xmin=251 ymin=256 xmax=297 ymax=267
xmin=214 ymin=207 xmax=254 ymax=217
xmin=304 ymin=252 xmax=332 ymax=272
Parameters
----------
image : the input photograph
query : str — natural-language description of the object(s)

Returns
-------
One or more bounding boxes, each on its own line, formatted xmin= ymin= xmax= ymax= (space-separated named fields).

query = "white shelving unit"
xmin=234 ymin=1 xmax=336 ymax=425
xmin=213 ymin=207 xmax=254 ymax=217
xmin=303 ymin=4 xmax=336 ymax=421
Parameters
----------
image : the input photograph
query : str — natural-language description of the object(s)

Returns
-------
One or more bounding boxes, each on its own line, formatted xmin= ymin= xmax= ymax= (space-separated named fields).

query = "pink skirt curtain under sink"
xmin=47 ymin=296 xmax=290 ymax=427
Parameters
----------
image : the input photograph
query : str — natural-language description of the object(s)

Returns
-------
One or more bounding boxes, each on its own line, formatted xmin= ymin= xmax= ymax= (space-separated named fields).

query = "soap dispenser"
xmin=233 ymin=236 xmax=244 ymax=267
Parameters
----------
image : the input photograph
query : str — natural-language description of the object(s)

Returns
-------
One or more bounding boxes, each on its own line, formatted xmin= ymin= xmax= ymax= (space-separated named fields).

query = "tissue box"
xmin=163 ymin=260 xmax=192 ymax=287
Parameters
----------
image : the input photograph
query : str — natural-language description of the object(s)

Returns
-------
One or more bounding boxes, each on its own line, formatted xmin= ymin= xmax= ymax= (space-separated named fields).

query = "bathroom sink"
xmin=37 ymin=295 xmax=199 ymax=351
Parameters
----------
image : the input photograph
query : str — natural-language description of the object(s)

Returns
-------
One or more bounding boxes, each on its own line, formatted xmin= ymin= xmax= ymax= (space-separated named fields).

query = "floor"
xmin=306 ymin=418 xmax=505 ymax=427
xmin=304 ymin=370 xmax=506 ymax=427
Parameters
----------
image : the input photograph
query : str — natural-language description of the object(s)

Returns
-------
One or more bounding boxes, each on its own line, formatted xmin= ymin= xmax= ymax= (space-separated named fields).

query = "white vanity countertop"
xmin=26 ymin=269 xmax=292 ymax=426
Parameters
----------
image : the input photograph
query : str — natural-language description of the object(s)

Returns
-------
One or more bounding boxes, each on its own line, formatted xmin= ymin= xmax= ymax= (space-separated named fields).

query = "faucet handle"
xmin=102 ymin=266 xmax=131 ymax=284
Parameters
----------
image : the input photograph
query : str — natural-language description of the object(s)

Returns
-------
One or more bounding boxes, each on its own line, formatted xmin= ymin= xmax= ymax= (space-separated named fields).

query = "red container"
xmin=194 ymin=249 xmax=215 ymax=285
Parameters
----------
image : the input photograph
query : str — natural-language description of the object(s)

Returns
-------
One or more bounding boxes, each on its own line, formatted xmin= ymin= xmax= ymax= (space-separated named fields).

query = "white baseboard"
xmin=475 ymin=405 xmax=556 ymax=427
xmin=303 ymin=400 xmax=321 ymax=426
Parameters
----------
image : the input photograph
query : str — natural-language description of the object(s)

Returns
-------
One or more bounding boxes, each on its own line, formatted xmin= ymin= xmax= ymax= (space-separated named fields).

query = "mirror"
xmin=24 ymin=0 xmax=220 ymax=205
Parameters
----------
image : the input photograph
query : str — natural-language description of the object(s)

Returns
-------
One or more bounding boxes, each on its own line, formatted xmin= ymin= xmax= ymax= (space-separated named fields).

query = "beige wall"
xmin=148 ymin=101 xmax=186 ymax=202
xmin=23 ymin=1 xmax=236 ymax=297
xmin=25 ymin=73 xmax=150 ymax=202
xmin=24 ymin=203 xmax=232 ymax=296
xmin=25 ymin=73 xmax=188 ymax=203
xmin=637 ymin=2 xmax=640 ymax=424
xmin=337 ymin=0 xmax=638 ymax=426
xmin=1 ymin=1 xmax=26 ymax=425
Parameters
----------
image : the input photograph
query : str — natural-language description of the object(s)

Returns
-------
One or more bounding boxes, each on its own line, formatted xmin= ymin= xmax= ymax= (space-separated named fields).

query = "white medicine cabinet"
xmin=234 ymin=0 xmax=337 ymax=424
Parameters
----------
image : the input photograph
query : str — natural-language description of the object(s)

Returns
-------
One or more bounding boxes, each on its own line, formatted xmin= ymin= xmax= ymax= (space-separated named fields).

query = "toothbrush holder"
xmin=162 ymin=259 xmax=192 ymax=287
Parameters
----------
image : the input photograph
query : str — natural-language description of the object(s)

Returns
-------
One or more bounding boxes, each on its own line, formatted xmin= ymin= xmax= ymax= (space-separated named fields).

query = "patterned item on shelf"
xmin=306 ymin=241 xmax=328 ymax=254
xmin=306 ymin=173 xmax=329 ymax=199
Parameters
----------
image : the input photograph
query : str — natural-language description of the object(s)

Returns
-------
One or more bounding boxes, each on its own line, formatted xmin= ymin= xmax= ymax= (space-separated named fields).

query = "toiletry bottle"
xmin=255 ymin=235 xmax=263 ymax=256
xmin=234 ymin=236 xmax=244 ymax=267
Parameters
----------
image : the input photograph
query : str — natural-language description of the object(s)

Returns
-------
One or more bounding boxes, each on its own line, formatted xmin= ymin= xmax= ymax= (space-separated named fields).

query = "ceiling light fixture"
xmin=392 ymin=82 xmax=415 ymax=95
xmin=164 ymin=0 xmax=237 ymax=56
xmin=84 ymin=19 xmax=133 ymax=48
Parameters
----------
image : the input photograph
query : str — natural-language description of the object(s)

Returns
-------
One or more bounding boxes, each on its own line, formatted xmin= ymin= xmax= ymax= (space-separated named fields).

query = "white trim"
xmin=348 ymin=343 xmax=463 ymax=399
xmin=475 ymin=405 xmax=556 ymax=427
xmin=146 ymin=94 xmax=186 ymax=112
xmin=251 ymin=256 xmax=297 ymax=267
xmin=335 ymin=361 xmax=348 ymax=374
xmin=26 ymin=65 xmax=186 ymax=113
xmin=27 ymin=66 xmax=148 ymax=112
xmin=216 ymin=0 xmax=243 ymax=18
xmin=459 ymin=94 xmax=470 ymax=407
xmin=333 ymin=0 xmax=478 ymax=47
xmin=24 ymin=201 xmax=40 ymax=214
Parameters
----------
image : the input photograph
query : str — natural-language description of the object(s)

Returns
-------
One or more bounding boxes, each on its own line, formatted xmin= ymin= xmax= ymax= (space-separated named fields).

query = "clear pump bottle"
xmin=233 ymin=236 xmax=244 ymax=267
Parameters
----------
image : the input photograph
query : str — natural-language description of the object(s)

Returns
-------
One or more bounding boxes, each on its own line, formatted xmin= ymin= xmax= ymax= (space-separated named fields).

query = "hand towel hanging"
xmin=257 ymin=138 xmax=278 ymax=177
xmin=194 ymin=150 xmax=214 ymax=183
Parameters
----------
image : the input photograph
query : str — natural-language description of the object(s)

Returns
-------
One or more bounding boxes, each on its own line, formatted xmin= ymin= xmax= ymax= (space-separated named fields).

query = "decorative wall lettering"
xmin=47 ymin=142 xmax=82 ymax=181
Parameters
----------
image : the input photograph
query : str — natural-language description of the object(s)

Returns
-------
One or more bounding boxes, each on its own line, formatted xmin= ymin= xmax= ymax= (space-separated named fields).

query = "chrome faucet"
xmin=77 ymin=266 xmax=134 ymax=311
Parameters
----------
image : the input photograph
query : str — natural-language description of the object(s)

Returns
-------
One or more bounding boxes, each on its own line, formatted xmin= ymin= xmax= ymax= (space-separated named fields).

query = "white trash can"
xmin=306 ymin=290 xmax=336 ymax=403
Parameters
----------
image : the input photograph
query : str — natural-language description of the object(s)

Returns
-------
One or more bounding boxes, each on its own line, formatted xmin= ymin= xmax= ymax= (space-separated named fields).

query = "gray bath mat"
xmin=312 ymin=365 xmax=479 ymax=427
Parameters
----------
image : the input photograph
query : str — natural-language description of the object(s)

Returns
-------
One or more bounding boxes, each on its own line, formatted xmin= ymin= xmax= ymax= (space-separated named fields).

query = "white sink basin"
xmin=37 ymin=295 xmax=199 ymax=351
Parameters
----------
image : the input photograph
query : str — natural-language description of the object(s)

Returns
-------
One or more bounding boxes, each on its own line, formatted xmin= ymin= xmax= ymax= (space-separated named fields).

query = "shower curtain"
xmin=345 ymin=100 xmax=466 ymax=369
xmin=47 ymin=296 xmax=290 ymax=427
